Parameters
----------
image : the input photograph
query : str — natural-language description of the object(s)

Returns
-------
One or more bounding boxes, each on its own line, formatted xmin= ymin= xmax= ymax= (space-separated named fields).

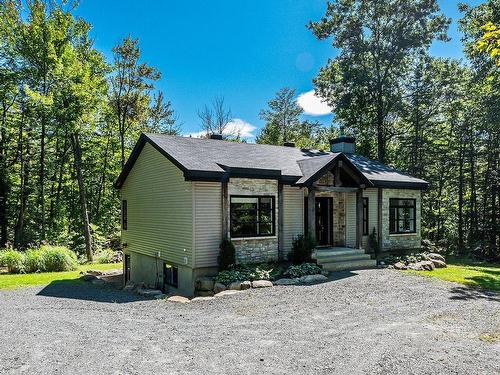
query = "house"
xmin=114 ymin=134 xmax=428 ymax=295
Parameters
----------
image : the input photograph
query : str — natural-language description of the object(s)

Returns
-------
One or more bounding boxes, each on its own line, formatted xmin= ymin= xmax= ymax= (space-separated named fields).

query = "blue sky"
xmin=75 ymin=0 xmax=482 ymax=140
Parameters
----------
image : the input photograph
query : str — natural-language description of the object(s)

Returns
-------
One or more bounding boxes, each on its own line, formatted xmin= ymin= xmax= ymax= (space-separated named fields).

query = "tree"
xmin=256 ymin=88 xmax=303 ymax=145
xmin=197 ymin=96 xmax=236 ymax=139
xmin=148 ymin=91 xmax=180 ymax=135
xmin=309 ymin=0 xmax=450 ymax=163
xmin=109 ymin=36 xmax=160 ymax=168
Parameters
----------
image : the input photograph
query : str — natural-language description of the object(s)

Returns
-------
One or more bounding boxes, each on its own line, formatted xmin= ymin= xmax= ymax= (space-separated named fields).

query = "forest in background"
xmin=0 ymin=0 xmax=498 ymax=261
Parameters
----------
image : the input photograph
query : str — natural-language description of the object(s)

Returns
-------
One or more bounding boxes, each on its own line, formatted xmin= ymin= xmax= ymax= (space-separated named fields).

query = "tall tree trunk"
xmin=71 ymin=132 xmax=93 ymax=262
xmin=14 ymin=126 xmax=30 ymax=249
xmin=95 ymin=135 xmax=110 ymax=221
xmin=39 ymin=117 xmax=46 ymax=240
xmin=0 ymin=102 xmax=8 ymax=247
xmin=457 ymin=143 xmax=465 ymax=255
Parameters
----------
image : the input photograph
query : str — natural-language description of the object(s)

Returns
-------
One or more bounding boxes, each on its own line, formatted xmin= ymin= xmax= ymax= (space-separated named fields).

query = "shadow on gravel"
xmin=327 ymin=270 xmax=359 ymax=282
xmin=449 ymin=286 xmax=499 ymax=302
xmin=37 ymin=279 xmax=147 ymax=304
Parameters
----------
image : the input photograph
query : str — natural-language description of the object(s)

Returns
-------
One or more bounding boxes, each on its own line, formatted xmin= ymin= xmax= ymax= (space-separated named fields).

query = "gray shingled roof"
xmin=115 ymin=134 xmax=428 ymax=189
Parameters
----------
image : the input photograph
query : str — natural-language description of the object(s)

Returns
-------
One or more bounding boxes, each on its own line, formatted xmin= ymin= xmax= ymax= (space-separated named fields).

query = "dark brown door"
xmin=315 ymin=197 xmax=332 ymax=246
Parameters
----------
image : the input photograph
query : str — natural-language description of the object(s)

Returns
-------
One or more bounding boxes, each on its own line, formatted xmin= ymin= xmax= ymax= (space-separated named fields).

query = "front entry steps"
xmin=313 ymin=247 xmax=377 ymax=271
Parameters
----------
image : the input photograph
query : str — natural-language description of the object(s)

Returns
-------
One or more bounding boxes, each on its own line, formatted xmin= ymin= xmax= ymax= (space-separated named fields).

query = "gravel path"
xmin=0 ymin=269 xmax=498 ymax=375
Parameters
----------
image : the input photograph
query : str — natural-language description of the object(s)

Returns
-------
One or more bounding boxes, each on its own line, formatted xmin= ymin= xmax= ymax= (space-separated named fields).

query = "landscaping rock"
xmin=196 ymin=290 xmax=214 ymax=297
xmin=299 ymin=274 xmax=329 ymax=284
xmin=154 ymin=294 xmax=168 ymax=300
xmin=228 ymin=281 xmax=242 ymax=290
xmin=408 ymin=261 xmax=434 ymax=271
xmin=431 ymin=259 xmax=447 ymax=268
xmin=214 ymin=290 xmax=243 ymax=297
xmin=167 ymin=295 xmax=190 ymax=303
xmin=191 ymin=296 xmax=215 ymax=302
xmin=195 ymin=277 xmax=215 ymax=291
xmin=252 ymin=280 xmax=273 ymax=288
xmin=84 ymin=269 xmax=104 ymax=276
xmin=393 ymin=262 xmax=407 ymax=270
xmin=428 ymin=253 xmax=446 ymax=262
xmin=137 ymin=288 xmax=163 ymax=297
xmin=274 ymin=278 xmax=300 ymax=286
xmin=240 ymin=281 xmax=252 ymax=290
xmin=91 ymin=278 xmax=105 ymax=285
xmin=213 ymin=282 xmax=226 ymax=294
xmin=101 ymin=269 xmax=122 ymax=276
xmin=81 ymin=274 xmax=97 ymax=281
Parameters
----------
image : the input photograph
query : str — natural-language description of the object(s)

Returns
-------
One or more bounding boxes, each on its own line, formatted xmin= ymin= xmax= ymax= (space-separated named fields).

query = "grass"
xmin=0 ymin=263 xmax=122 ymax=290
xmin=408 ymin=258 xmax=500 ymax=292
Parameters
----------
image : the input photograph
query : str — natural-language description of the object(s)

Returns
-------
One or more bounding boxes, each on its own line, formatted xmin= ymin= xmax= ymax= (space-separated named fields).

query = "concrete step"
xmin=321 ymin=258 xmax=377 ymax=271
xmin=314 ymin=248 xmax=366 ymax=258
xmin=316 ymin=253 xmax=373 ymax=263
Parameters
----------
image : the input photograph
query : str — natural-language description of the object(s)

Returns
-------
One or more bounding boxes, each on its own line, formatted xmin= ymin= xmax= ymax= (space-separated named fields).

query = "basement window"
xmin=389 ymin=198 xmax=416 ymax=234
xmin=230 ymin=195 xmax=275 ymax=238
xmin=164 ymin=263 xmax=178 ymax=288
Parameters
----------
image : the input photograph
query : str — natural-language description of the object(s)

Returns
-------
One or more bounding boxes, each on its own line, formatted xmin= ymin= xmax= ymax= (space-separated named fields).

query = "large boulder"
xmin=299 ymin=274 xmax=329 ymax=284
xmin=191 ymin=296 xmax=215 ymax=302
xmin=167 ymin=295 xmax=190 ymax=303
xmin=252 ymin=280 xmax=273 ymax=288
xmin=431 ymin=259 xmax=447 ymax=268
xmin=427 ymin=253 xmax=446 ymax=262
xmin=408 ymin=260 xmax=434 ymax=271
xmin=84 ymin=269 xmax=104 ymax=276
xmin=214 ymin=290 xmax=242 ymax=297
xmin=274 ymin=278 xmax=300 ymax=286
xmin=228 ymin=281 xmax=243 ymax=291
xmin=195 ymin=277 xmax=215 ymax=291
xmin=213 ymin=282 xmax=227 ymax=294
xmin=393 ymin=262 xmax=407 ymax=270
xmin=240 ymin=281 xmax=252 ymax=290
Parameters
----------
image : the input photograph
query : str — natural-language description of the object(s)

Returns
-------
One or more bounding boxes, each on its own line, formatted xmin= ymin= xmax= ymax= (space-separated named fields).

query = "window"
xmin=164 ymin=263 xmax=178 ymax=288
xmin=389 ymin=199 xmax=416 ymax=234
xmin=363 ymin=197 xmax=369 ymax=235
xmin=230 ymin=195 xmax=275 ymax=238
xmin=121 ymin=200 xmax=128 ymax=230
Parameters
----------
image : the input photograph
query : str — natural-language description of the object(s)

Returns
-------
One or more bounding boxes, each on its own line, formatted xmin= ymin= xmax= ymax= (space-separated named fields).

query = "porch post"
xmin=307 ymin=188 xmax=316 ymax=239
xmin=278 ymin=182 xmax=284 ymax=260
xmin=356 ymin=188 xmax=363 ymax=249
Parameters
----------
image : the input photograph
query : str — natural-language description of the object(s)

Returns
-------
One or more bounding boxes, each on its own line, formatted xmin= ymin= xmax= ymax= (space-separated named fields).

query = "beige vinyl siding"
xmin=121 ymin=142 xmax=193 ymax=266
xmin=345 ymin=192 xmax=357 ymax=247
xmin=362 ymin=188 xmax=378 ymax=248
xmin=282 ymin=186 xmax=304 ymax=255
xmin=193 ymin=181 xmax=222 ymax=268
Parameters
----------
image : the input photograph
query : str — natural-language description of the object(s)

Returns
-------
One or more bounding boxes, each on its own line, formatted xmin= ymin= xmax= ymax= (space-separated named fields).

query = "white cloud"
xmin=186 ymin=118 xmax=257 ymax=139
xmin=297 ymin=90 xmax=333 ymax=116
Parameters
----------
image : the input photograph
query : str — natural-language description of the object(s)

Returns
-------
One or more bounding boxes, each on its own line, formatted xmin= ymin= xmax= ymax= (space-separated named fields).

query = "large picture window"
xmin=389 ymin=198 xmax=416 ymax=234
xmin=363 ymin=197 xmax=368 ymax=235
xmin=230 ymin=195 xmax=275 ymax=238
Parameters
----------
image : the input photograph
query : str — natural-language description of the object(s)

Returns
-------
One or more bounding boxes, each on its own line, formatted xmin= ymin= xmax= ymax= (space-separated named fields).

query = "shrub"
xmin=218 ymin=238 xmax=235 ymax=270
xmin=94 ymin=248 xmax=115 ymax=264
xmin=215 ymin=270 xmax=248 ymax=285
xmin=283 ymin=263 xmax=322 ymax=279
xmin=39 ymin=245 xmax=78 ymax=272
xmin=24 ymin=249 xmax=45 ymax=273
xmin=368 ymin=228 xmax=380 ymax=255
xmin=0 ymin=250 xmax=25 ymax=273
xmin=289 ymin=234 xmax=316 ymax=264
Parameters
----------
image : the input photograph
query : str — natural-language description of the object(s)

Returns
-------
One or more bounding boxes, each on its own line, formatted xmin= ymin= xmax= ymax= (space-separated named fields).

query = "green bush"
xmin=0 ymin=250 xmax=25 ymax=273
xmin=217 ymin=238 xmax=235 ymax=270
xmin=39 ymin=245 xmax=78 ymax=272
xmin=369 ymin=228 xmax=380 ymax=255
xmin=94 ymin=248 xmax=115 ymax=264
xmin=289 ymin=234 xmax=316 ymax=264
xmin=283 ymin=263 xmax=322 ymax=279
xmin=24 ymin=249 xmax=45 ymax=273
xmin=215 ymin=270 xmax=248 ymax=285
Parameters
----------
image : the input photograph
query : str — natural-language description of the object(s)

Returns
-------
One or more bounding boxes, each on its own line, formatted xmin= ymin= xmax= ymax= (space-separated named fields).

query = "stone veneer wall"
xmin=381 ymin=188 xmax=422 ymax=251
xmin=228 ymin=178 xmax=279 ymax=264
xmin=332 ymin=193 xmax=346 ymax=246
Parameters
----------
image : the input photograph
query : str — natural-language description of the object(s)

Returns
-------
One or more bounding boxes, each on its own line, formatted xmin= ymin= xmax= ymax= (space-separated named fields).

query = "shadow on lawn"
xmin=449 ymin=283 xmax=499 ymax=302
xmin=37 ymin=278 xmax=148 ymax=304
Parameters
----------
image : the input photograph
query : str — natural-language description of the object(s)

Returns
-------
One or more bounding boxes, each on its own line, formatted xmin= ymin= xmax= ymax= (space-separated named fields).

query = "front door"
xmin=315 ymin=197 xmax=332 ymax=246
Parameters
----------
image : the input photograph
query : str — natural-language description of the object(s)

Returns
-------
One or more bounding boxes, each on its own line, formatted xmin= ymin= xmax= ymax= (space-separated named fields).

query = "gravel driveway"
xmin=0 ymin=269 xmax=498 ymax=375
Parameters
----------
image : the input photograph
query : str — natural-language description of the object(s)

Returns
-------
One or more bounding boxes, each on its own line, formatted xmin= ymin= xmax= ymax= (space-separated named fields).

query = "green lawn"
xmin=0 ymin=263 xmax=122 ymax=290
xmin=408 ymin=258 xmax=500 ymax=292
